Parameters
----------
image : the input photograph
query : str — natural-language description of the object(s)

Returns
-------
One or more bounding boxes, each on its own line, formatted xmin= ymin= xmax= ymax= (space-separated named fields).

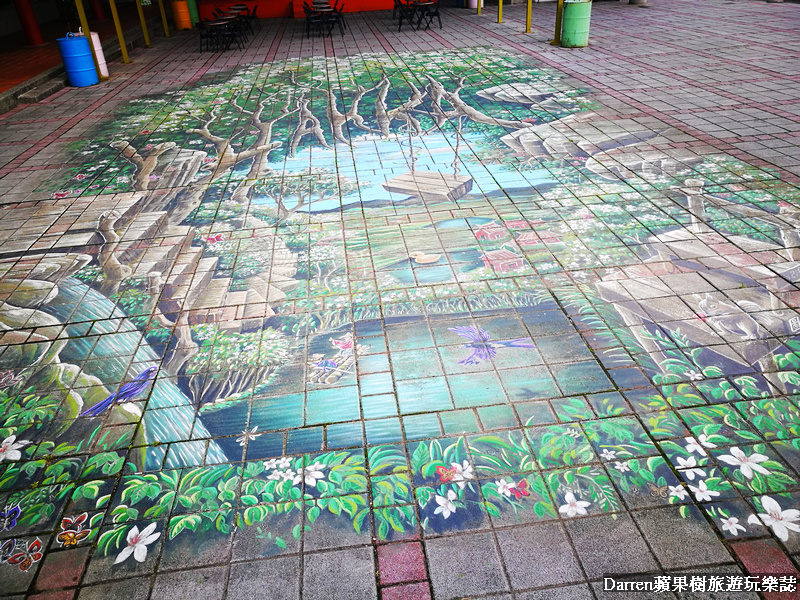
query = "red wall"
xmin=199 ymin=0 xmax=292 ymax=20
xmin=199 ymin=0 xmax=392 ymax=21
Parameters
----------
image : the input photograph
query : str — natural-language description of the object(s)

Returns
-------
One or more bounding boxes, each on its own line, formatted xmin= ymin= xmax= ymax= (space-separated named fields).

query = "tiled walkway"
xmin=1 ymin=0 xmax=800 ymax=598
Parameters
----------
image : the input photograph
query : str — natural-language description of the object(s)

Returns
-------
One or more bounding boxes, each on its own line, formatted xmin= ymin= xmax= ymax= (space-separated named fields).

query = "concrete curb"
xmin=0 ymin=15 xmax=165 ymax=116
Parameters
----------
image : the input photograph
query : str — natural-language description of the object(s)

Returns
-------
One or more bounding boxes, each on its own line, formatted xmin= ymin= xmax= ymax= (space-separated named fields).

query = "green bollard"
xmin=560 ymin=0 xmax=591 ymax=47
xmin=186 ymin=0 xmax=199 ymax=24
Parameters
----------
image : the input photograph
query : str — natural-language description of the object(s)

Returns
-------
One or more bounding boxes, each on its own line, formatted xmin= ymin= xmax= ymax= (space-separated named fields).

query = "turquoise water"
xmin=44 ymin=278 xmax=227 ymax=468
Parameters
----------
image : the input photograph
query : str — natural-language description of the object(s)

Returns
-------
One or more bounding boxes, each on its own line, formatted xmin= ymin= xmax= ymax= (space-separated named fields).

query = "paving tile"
xmin=227 ymin=556 xmax=301 ymax=600
xmin=496 ymin=522 xmax=584 ymax=589
xmin=425 ymin=531 xmax=509 ymax=598
xmin=303 ymin=548 xmax=377 ymax=600
xmin=632 ymin=505 xmax=735 ymax=569
xmin=565 ymin=513 xmax=659 ymax=579
xmin=150 ymin=566 xmax=227 ymax=600
xmin=75 ymin=577 xmax=152 ymax=600
xmin=377 ymin=542 xmax=427 ymax=585
xmin=516 ymin=585 xmax=594 ymax=600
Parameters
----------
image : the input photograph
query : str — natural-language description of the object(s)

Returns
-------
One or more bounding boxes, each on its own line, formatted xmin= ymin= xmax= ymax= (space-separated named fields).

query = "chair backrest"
xmin=250 ymin=5 xmax=259 ymax=18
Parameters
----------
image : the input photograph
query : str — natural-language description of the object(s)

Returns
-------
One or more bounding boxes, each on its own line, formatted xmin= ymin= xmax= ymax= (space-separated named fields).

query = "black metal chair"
xmin=198 ymin=21 xmax=217 ymax=51
xmin=396 ymin=0 xmax=417 ymax=31
xmin=416 ymin=0 xmax=441 ymax=30
xmin=247 ymin=5 xmax=261 ymax=31
xmin=326 ymin=1 xmax=346 ymax=35
xmin=303 ymin=4 xmax=327 ymax=38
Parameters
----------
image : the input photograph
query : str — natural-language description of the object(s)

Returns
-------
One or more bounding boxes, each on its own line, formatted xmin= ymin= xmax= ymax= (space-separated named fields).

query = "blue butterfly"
xmin=0 ymin=505 xmax=20 ymax=532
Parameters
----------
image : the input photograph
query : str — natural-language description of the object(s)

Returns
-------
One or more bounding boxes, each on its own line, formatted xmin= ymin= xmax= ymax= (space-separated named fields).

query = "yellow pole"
xmin=135 ymin=0 xmax=151 ymax=47
xmin=108 ymin=0 xmax=130 ymax=62
xmin=497 ymin=0 xmax=502 ymax=22
xmin=157 ymin=0 xmax=170 ymax=36
xmin=477 ymin=0 xmax=481 ymax=16
xmin=73 ymin=0 xmax=107 ymax=81
xmin=525 ymin=0 xmax=532 ymax=32
xmin=551 ymin=0 xmax=564 ymax=45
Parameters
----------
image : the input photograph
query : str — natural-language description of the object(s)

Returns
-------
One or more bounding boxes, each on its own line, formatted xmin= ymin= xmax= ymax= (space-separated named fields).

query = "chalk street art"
xmin=2 ymin=47 xmax=800 ymax=578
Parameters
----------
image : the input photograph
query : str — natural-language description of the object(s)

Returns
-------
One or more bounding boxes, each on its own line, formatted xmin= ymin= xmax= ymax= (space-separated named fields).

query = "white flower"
xmin=267 ymin=470 xmax=283 ymax=481
xmin=669 ymin=485 xmax=688 ymax=500
xmin=689 ymin=480 xmax=720 ymax=502
xmin=434 ymin=490 xmax=457 ymax=519
xmin=676 ymin=456 xmax=706 ymax=481
xmin=451 ymin=461 xmax=474 ymax=489
xmin=613 ymin=461 xmax=630 ymax=473
xmin=263 ymin=458 xmax=278 ymax=470
xmin=301 ymin=462 xmax=326 ymax=487
xmin=279 ymin=469 xmax=297 ymax=483
xmin=236 ymin=426 xmax=261 ymax=446
xmin=717 ymin=447 xmax=771 ymax=480
xmin=684 ymin=435 xmax=717 ymax=456
xmin=114 ymin=523 xmax=160 ymax=564
xmin=748 ymin=495 xmax=800 ymax=542
xmin=558 ymin=492 xmax=590 ymax=517
xmin=600 ymin=449 xmax=617 ymax=461
xmin=496 ymin=479 xmax=514 ymax=497
xmin=686 ymin=369 xmax=704 ymax=381
xmin=277 ymin=457 xmax=292 ymax=469
xmin=0 ymin=436 xmax=29 ymax=462
xmin=720 ymin=516 xmax=746 ymax=536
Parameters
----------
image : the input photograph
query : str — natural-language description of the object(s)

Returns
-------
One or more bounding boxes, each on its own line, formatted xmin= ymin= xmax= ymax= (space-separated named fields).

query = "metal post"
xmin=134 ymin=0 xmax=151 ymax=47
xmin=108 ymin=0 xmax=130 ymax=63
xmin=497 ymin=0 xmax=502 ymax=22
xmin=157 ymin=0 xmax=170 ymax=36
xmin=525 ymin=0 xmax=532 ymax=32
xmin=477 ymin=0 xmax=481 ymax=15
xmin=551 ymin=0 xmax=564 ymax=45
xmin=74 ymin=0 xmax=106 ymax=80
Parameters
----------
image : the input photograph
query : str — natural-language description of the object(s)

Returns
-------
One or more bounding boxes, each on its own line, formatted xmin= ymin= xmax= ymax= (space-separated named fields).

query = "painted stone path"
xmin=2 ymin=1 xmax=800 ymax=597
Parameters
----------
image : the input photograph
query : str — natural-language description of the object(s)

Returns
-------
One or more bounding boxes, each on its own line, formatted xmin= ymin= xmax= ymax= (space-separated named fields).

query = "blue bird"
xmin=448 ymin=326 xmax=535 ymax=365
xmin=80 ymin=366 xmax=158 ymax=417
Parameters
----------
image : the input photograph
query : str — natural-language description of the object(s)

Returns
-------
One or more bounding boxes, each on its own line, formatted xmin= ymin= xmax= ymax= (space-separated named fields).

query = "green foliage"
xmin=185 ymin=328 xmax=291 ymax=374
xmin=0 ymin=386 xmax=59 ymax=438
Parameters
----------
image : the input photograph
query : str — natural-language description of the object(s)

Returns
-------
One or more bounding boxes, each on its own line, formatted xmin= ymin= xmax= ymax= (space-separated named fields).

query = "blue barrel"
xmin=57 ymin=33 xmax=99 ymax=87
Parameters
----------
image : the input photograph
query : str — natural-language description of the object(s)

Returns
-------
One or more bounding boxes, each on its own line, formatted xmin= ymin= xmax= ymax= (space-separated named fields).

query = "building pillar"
xmin=89 ymin=0 xmax=107 ymax=20
xmin=12 ymin=0 xmax=45 ymax=46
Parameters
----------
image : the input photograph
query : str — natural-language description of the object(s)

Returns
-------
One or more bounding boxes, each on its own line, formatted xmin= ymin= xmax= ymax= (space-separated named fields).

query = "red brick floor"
xmin=0 ymin=3 xmax=161 ymax=93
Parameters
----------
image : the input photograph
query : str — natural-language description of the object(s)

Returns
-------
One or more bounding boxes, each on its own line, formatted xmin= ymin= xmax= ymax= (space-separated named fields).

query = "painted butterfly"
xmin=510 ymin=479 xmax=531 ymax=500
xmin=436 ymin=465 xmax=457 ymax=483
xmin=647 ymin=482 xmax=668 ymax=499
xmin=0 ymin=505 xmax=20 ymax=532
xmin=57 ymin=528 xmax=90 ymax=547
xmin=57 ymin=512 xmax=90 ymax=547
xmin=8 ymin=538 xmax=43 ymax=571
xmin=60 ymin=513 xmax=88 ymax=532
xmin=206 ymin=234 xmax=223 ymax=244
xmin=0 ymin=538 xmax=16 ymax=563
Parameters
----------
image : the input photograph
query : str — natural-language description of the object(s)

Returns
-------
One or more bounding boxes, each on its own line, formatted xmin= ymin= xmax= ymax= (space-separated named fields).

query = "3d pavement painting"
xmin=3 ymin=46 xmax=800 ymax=585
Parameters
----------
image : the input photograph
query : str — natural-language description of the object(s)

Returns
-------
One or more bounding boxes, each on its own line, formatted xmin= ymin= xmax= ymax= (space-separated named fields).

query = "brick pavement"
xmin=1 ymin=1 xmax=800 ymax=598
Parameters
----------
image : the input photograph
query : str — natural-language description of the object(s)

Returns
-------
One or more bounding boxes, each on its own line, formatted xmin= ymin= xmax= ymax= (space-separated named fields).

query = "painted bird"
xmin=79 ymin=366 xmax=158 ymax=417
xmin=449 ymin=326 xmax=535 ymax=365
